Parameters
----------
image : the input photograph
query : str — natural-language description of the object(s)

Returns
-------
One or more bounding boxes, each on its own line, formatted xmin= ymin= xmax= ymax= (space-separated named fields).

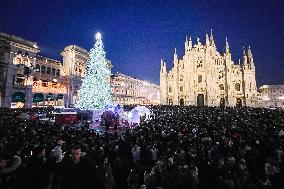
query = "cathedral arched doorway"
xmin=197 ymin=94 xmax=204 ymax=106
xmin=236 ymin=98 xmax=242 ymax=107
xmin=220 ymin=98 xmax=225 ymax=108
xmin=180 ymin=98 xmax=184 ymax=106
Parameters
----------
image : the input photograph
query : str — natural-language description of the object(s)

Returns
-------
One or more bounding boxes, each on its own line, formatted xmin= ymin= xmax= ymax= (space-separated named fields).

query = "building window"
xmin=46 ymin=67 xmax=51 ymax=74
xmin=169 ymin=87 xmax=172 ymax=93
xmin=56 ymin=69 xmax=60 ymax=76
xmin=219 ymin=84 xmax=224 ymax=90
xmin=35 ymin=64 xmax=40 ymax=72
xmin=41 ymin=66 xmax=46 ymax=73
xmin=198 ymin=75 xmax=202 ymax=83
xmin=235 ymin=83 xmax=240 ymax=91
xmin=180 ymin=86 xmax=183 ymax=92
xmin=180 ymin=75 xmax=183 ymax=81
xmin=52 ymin=68 xmax=56 ymax=75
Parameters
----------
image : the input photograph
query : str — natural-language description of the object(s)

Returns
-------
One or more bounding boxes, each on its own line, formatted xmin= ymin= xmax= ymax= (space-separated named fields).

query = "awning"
xmin=33 ymin=93 xmax=44 ymax=102
xmin=56 ymin=94 xmax=64 ymax=99
xmin=11 ymin=92 xmax=25 ymax=102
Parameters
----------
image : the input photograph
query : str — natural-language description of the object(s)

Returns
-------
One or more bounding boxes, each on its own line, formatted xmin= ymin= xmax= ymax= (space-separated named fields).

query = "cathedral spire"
xmin=174 ymin=48 xmax=178 ymax=61
xmin=210 ymin=29 xmax=215 ymax=47
xmin=247 ymin=45 xmax=253 ymax=64
xmin=160 ymin=59 xmax=167 ymax=73
xmin=247 ymin=45 xmax=252 ymax=56
xmin=225 ymin=37 xmax=230 ymax=53
xmin=197 ymin=36 xmax=201 ymax=45
xmin=189 ymin=35 xmax=192 ymax=49
xmin=185 ymin=36 xmax=189 ymax=52
xmin=242 ymin=46 xmax=247 ymax=64
xmin=206 ymin=31 xmax=210 ymax=46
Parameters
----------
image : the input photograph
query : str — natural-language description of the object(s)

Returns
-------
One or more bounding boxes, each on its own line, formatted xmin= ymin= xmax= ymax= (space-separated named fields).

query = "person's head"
xmin=33 ymin=145 xmax=45 ymax=158
xmin=0 ymin=155 xmax=8 ymax=169
xmin=72 ymin=146 xmax=81 ymax=163
xmin=57 ymin=140 xmax=65 ymax=146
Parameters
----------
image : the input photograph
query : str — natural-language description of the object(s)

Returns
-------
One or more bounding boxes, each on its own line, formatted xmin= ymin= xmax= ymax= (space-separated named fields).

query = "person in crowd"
xmin=0 ymin=153 xmax=22 ymax=188
xmin=24 ymin=145 xmax=49 ymax=189
xmin=0 ymin=106 xmax=283 ymax=188
xmin=61 ymin=145 xmax=98 ymax=189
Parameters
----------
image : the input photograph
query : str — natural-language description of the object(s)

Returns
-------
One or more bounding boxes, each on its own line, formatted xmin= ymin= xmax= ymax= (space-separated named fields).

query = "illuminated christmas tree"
xmin=76 ymin=32 xmax=112 ymax=110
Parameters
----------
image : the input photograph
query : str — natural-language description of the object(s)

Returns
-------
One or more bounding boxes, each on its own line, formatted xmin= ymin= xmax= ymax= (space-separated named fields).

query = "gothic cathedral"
xmin=160 ymin=31 xmax=257 ymax=107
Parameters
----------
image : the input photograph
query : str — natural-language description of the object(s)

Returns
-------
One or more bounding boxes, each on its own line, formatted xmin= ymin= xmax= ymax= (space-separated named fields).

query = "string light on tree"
xmin=76 ymin=32 xmax=112 ymax=110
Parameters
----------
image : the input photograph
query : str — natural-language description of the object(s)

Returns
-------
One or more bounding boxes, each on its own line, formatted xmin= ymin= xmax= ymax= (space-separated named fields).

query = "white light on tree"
xmin=76 ymin=32 xmax=112 ymax=110
xmin=95 ymin=32 xmax=102 ymax=40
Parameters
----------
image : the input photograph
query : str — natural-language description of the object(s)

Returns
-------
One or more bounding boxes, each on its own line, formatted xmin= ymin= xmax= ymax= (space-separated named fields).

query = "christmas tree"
xmin=76 ymin=32 xmax=112 ymax=110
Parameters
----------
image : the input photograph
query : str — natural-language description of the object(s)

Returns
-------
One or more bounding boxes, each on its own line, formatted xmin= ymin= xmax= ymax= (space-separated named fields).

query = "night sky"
xmin=1 ymin=0 xmax=284 ymax=87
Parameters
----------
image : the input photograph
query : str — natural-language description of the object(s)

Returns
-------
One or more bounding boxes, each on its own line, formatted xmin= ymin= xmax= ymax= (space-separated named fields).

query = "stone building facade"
xmin=160 ymin=31 xmax=258 ymax=107
xmin=0 ymin=32 xmax=39 ymax=108
xmin=111 ymin=73 xmax=160 ymax=105
xmin=258 ymin=85 xmax=284 ymax=108
xmin=33 ymin=55 xmax=68 ymax=107
xmin=0 ymin=32 xmax=158 ymax=108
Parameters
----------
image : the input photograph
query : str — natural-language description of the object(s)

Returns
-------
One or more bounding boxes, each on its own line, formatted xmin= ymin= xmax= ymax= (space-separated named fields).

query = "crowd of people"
xmin=0 ymin=105 xmax=284 ymax=189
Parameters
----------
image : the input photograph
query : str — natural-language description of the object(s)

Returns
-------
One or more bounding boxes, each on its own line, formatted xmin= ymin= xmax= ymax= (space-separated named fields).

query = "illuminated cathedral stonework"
xmin=160 ymin=31 xmax=258 ymax=107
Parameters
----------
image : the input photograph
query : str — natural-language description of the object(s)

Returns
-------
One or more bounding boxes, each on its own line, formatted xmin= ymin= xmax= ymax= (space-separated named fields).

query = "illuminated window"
xmin=42 ymin=80 xmax=48 ymax=87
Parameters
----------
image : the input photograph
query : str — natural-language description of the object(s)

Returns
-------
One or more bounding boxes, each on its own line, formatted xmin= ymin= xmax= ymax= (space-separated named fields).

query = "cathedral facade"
xmin=160 ymin=31 xmax=258 ymax=107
